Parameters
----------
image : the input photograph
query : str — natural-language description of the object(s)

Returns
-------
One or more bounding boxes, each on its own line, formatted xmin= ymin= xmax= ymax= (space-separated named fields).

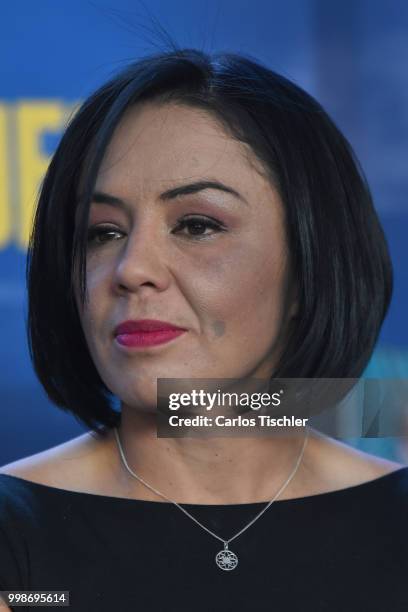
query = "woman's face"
xmin=75 ymin=102 xmax=298 ymax=411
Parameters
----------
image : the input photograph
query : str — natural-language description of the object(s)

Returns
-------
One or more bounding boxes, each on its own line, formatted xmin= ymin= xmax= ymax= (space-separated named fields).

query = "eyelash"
xmin=174 ymin=215 xmax=226 ymax=239
xmin=86 ymin=215 xmax=227 ymax=246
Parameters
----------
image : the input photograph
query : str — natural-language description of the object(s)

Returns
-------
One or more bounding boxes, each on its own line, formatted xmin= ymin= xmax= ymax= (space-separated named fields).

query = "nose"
xmin=112 ymin=223 xmax=171 ymax=294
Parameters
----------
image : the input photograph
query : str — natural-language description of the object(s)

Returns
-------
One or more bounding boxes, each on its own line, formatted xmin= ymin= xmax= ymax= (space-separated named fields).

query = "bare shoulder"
xmin=0 ymin=431 xmax=116 ymax=492
xmin=303 ymin=429 xmax=405 ymax=495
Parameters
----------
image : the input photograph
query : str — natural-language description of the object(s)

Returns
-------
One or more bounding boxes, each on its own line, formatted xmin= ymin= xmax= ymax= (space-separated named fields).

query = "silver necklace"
xmin=114 ymin=427 xmax=308 ymax=571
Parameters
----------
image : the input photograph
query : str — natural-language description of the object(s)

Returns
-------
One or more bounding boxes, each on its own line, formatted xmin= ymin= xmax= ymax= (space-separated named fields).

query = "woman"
xmin=0 ymin=49 xmax=407 ymax=611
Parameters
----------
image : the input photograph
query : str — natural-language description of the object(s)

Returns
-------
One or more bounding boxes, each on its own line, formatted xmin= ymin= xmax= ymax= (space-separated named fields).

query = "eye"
xmin=87 ymin=225 xmax=124 ymax=247
xmin=172 ymin=215 xmax=226 ymax=240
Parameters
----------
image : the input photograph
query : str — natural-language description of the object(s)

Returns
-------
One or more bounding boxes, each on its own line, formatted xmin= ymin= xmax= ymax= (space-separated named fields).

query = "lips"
xmin=114 ymin=319 xmax=187 ymax=349
xmin=114 ymin=319 xmax=186 ymax=336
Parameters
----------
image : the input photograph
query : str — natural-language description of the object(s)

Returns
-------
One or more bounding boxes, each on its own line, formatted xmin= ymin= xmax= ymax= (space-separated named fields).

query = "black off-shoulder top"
xmin=0 ymin=468 xmax=407 ymax=611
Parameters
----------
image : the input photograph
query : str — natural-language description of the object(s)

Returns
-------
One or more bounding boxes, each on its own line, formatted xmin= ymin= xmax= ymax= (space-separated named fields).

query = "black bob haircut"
xmin=26 ymin=48 xmax=393 ymax=434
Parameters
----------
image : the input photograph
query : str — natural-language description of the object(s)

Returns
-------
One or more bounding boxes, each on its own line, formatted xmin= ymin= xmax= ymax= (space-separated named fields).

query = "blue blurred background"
xmin=0 ymin=0 xmax=407 ymax=465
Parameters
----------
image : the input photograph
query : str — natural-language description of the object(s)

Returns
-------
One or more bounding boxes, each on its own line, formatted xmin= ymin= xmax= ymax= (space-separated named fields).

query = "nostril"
xmin=141 ymin=281 xmax=156 ymax=287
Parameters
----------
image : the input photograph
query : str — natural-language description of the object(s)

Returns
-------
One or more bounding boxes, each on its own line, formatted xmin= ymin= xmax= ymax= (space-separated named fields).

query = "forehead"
xmin=95 ymin=102 xmax=270 ymax=199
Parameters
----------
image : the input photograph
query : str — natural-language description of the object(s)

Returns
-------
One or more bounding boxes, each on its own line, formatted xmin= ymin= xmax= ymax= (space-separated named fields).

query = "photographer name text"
xmin=167 ymin=415 xmax=308 ymax=428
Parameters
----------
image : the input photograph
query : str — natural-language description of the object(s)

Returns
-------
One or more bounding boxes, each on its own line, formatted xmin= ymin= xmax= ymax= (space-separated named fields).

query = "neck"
xmin=112 ymin=407 xmax=309 ymax=504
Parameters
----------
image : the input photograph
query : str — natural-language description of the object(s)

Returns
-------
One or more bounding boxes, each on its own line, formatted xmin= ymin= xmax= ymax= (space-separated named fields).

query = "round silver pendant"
xmin=215 ymin=546 xmax=238 ymax=571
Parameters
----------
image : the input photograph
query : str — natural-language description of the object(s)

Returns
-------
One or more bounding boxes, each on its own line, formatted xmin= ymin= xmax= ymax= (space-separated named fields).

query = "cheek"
xmin=179 ymin=239 xmax=288 ymax=334
xmin=212 ymin=320 xmax=226 ymax=337
xmin=77 ymin=260 xmax=113 ymax=348
xmin=85 ymin=252 xmax=113 ymax=289
xmin=228 ymin=253 xmax=287 ymax=332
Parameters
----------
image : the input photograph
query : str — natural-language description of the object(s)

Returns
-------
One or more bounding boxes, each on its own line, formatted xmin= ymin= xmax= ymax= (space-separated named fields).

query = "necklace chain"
xmin=114 ymin=427 xmax=308 ymax=545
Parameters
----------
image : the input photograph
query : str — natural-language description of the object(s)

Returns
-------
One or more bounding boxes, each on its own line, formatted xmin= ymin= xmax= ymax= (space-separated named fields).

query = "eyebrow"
xmin=90 ymin=180 xmax=248 ymax=209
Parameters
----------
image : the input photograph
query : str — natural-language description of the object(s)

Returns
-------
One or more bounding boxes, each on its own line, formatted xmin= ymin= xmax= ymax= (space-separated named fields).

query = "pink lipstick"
xmin=114 ymin=319 xmax=187 ymax=348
